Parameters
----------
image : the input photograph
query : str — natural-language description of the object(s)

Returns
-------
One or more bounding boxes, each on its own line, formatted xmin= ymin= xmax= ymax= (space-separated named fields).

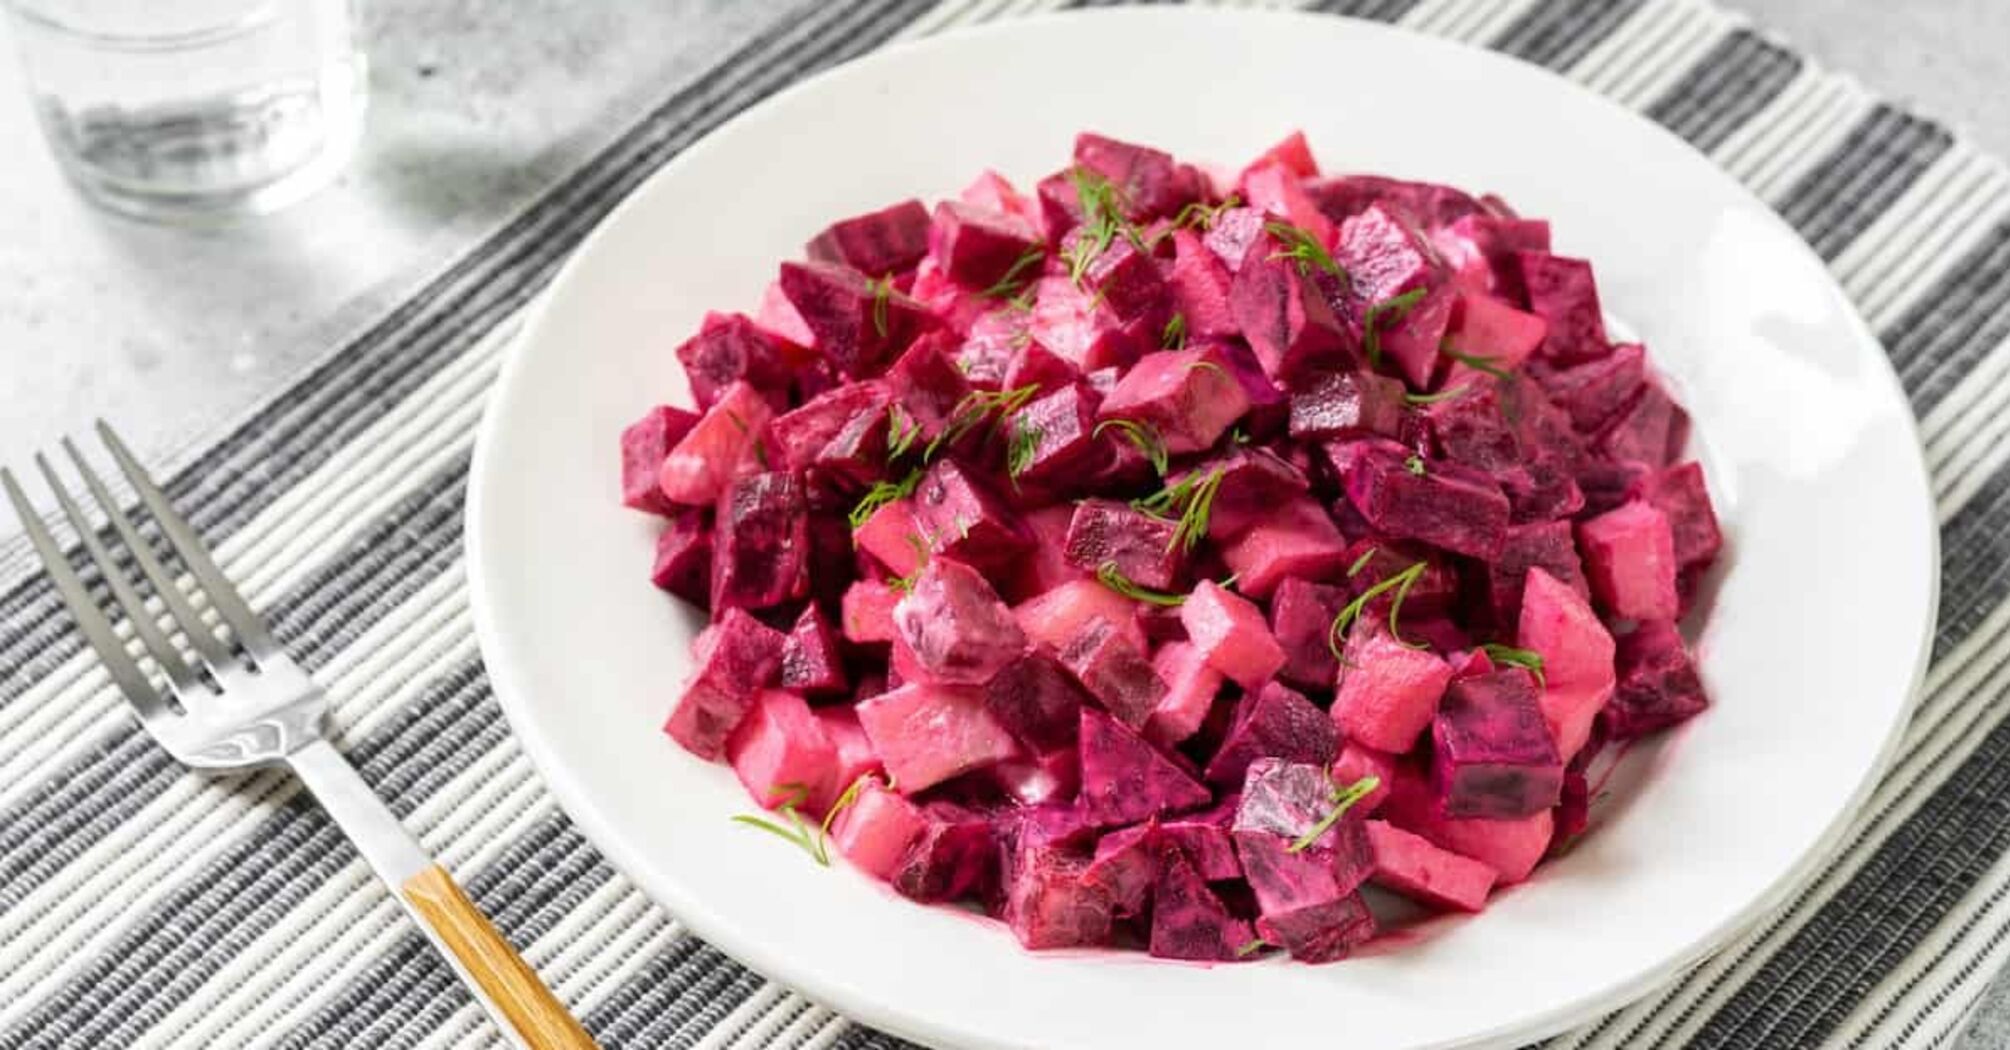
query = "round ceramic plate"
xmin=467 ymin=9 xmax=1937 ymax=1049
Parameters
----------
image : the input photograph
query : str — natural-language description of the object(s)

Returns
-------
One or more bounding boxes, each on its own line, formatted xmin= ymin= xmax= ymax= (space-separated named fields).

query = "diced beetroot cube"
xmin=1220 ymin=496 xmax=1352 ymax=599
xmin=1424 ymin=383 xmax=1520 ymax=473
xmin=622 ymin=406 xmax=700 ymax=514
xmin=1433 ymin=669 xmax=1563 ymax=819
xmin=1138 ymin=605 xmax=1188 ymax=647
xmin=1344 ymin=447 xmax=1510 ymax=560
xmin=1063 ymin=499 xmax=1183 ymax=590
xmin=1181 ymin=581 xmax=1285 ymax=689
xmin=1241 ymin=162 xmax=1336 ymax=248
xmin=1157 ymin=799 xmax=1241 ymax=883
xmin=1431 ymin=215 xmax=1553 ymax=300
xmin=1342 ymin=541 xmax=1459 ymax=618
xmin=1061 ymin=619 xmax=1168 ymax=730
xmin=711 ymin=472 xmax=809 ymax=612
xmin=1002 ymin=505 xmax=1082 ymax=602
xmin=1073 ymin=132 xmax=1205 ymax=221
xmin=1086 ymin=821 xmax=1160 ymax=916
xmin=1541 ymin=680 xmax=1613 ymax=764
xmin=892 ymin=801 xmax=1001 ymax=902
xmin=1384 ymin=765 xmax=1554 ymax=883
xmin=1201 ymin=444 xmax=1312 ymax=539
xmin=1579 ymin=499 xmax=1680 ymax=622
xmin=1518 ymin=566 xmax=1616 ymax=692
xmin=1517 ymin=252 xmax=1610 ymax=365
xmin=649 ymin=510 xmax=712 ymax=608
xmin=1080 ymin=235 xmax=1170 ymax=324
xmin=960 ymin=169 xmax=1042 ymax=231
xmin=1270 ymin=577 xmax=1346 ymax=690
xmin=1169 ymin=229 xmax=1239 ymax=339
xmin=1441 ymin=291 xmax=1547 ymax=379
xmin=664 ymin=608 xmax=785 ymax=760
xmin=1205 ymin=682 xmax=1337 ymax=786
xmin=1578 ymin=459 xmax=1650 ymax=516
xmin=779 ymin=260 xmax=936 ymax=378
xmin=1366 ymin=819 xmax=1497 ymax=912
xmin=841 ymin=578 xmax=901 ymax=645
xmin=1636 ymin=461 xmax=1722 ymax=569
xmin=988 ymin=747 xmax=1080 ymax=806
xmin=727 ymin=689 xmax=839 ymax=813
xmin=773 ymin=610 xmax=842 ymax=699
xmin=1595 ymin=379 xmax=1691 ymax=467
xmin=1337 ymin=204 xmax=1440 ymax=306
xmin=833 ymin=781 xmax=926 ymax=880
xmin=1003 ymin=337 xmax=1081 ymax=395
xmin=1014 ymin=579 xmax=1145 ymax=654
xmin=1203 ymin=206 xmax=1268 ymax=272
xmin=1484 ymin=521 xmax=1588 ymax=630
xmin=1011 ymin=382 xmax=1107 ymax=490
xmin=1380 ymin=283 xmax=1460 ymax=389
xmin=806 ymin=199 xmax=931 ymax=276
xmin=1306 ymin=174 xmax=1484 ymax=229
xmin=892 ymin=557 xmax=1026 ymax=686
xmin=1233 ymin=759 xmax=1369 ymax=871
xmin=884 ymin=331 xmax=974 ymax=445
xmin=767 ymin=380 xmax=893 ymax=481
xmin=1098 ymin=345 xmax=1252 ymax=454
xmin=985 ymin=649 xmax=1089 ymax=752
xmin=1540 ymin=342 xmax=1645 ymax=432
xmin=1248 ymin=876 xmax=1375 ymax=964
xmin=1230 ymin=240 xmax=1353 ymax=381
xmin=1232 ymin=762 xmax=1377 ymax=962
xmin=911 ymin=459 xmax=1031 ymax=570
xmin=755 ymin=279 xmax=816 ymax=347
xmin=1288 ymin=370 xmax=1407 ymax=441
xmin=1079 ymin=707 xmax=1211 ymax=827
xmin=674 ymin=313 xmax=791 ymax=413
xmin=816 ymin=708 xmax=882 ymax=803
xmin=1500 ymin=457 xmax=1588 ymax=525
xmin=928 ymin=200 xmax=1042 ymax=291
xmin=1003 ymin=842 xmax=1114 ymax=950
xmin=1240 ymin=131 xmax=1320 ymax=181
xmin=857 ymin=682 xmax=1018 ymax=794
xmin=958 ymin=307 xmax=1033 ymax=387
xmin=1150 ymin=850 xmax=1255 ymax=962
xmin=657 ymin=382 xmax=774 ymax=507
xmin=853 ymin=498 xmax=925 ymax=578
xmin=1332 ymin=620 xmax=1454 ymax=752
xmin=1028 ymin=275 xmax=1144 ymax=372
xmin=1145 ymin=641 xmax=1223 ymax=748
xmin=1605 ymin=621 xmax=1710 ymax=739
xmin=1330 ymin=742 xmax=1396 ymax=816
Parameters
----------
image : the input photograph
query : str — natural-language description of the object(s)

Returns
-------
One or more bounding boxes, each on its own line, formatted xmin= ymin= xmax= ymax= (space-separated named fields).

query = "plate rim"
xmin=466 ymin=8 xmax=1940 ymax=1048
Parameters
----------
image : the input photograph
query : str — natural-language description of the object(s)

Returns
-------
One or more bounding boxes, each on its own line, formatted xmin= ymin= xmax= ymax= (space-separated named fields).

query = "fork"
xmin=3 ymin=422 xmax=599 ymax=1050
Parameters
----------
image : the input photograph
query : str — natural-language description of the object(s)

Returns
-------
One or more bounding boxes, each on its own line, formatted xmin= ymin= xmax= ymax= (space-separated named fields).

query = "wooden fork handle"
xmin=402 ymin=864 xmax=601 ymax=1050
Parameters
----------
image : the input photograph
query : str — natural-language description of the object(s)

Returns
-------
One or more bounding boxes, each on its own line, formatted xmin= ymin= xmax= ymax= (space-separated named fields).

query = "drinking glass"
xmin=6 ymin=0 xmax=367 ymax=222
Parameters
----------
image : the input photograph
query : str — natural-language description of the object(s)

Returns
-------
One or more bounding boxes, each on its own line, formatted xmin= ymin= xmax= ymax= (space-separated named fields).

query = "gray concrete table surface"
xmin=0 ymin=0 xmax=2007 ymax=1046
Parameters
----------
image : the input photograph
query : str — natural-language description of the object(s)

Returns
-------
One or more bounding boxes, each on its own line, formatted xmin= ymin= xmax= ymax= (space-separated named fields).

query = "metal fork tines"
xmin=2 ymin=422 xmax=322 ymax=768
xmin=4 ymin=421 xmax=599 ymax=1050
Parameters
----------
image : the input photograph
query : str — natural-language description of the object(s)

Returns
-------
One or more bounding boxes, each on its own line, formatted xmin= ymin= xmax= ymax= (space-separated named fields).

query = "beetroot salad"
xmin=619 ymin=130 xmax=1720 ymax=964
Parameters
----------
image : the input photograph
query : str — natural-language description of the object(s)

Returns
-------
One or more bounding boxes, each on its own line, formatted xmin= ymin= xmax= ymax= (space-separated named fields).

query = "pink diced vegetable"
xmin=892 ymin=557 xmax=1026 ymax=685
xmin=1332 ymin=620 xmax=1455 ymax=753
xmin=856 ymin=682 xmax=1019 ymax=793
xmin=727 ymin=689 xmax=839 ymax=813
xmin=1181 ymin=580 xmax=1286 ymax=689
xmin=1151 ymin=850 xmax=1255 ymax=961
xmin=833 ymin=781 xmax=927 ymax=880
xmin=664 ymin=608 xmax=785 ymax=760
xmin=1219 ymin=496 xmax=1352 ymax=599
xmin=1145 ymin=641 xmax=1224 ymax=747
xmin=1099 ymin=345 xmax=1252 ymax=454
xmin=621 ymin=406 xmax=700 ymax=514
xmin=657 ymin=381 xmax=774 ymax=507
xmin=1578 ymin=499 xmax=1680 ymax=622
xmin=806 ymin=199 xmax=931 ymax=276
xmin=1432 ymin=669 xmax=1563 ymax=819
xmin=1079 ymin=707 xmax=1212 ymax=827
xmin=1366 ymin=819 xmax=1497 ymax=912
xmin=1206 ymin=681 xmax=1337 ymax=786
xmin=1060 ymin=618 xmax=1168 ymax=729
xmin=1605 ymin=621 xmax=1710 ymax=739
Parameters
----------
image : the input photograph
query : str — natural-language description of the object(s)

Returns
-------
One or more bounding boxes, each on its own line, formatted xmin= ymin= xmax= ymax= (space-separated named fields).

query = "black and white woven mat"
xmin=4 ymin=1 xmax=2008 ymax=1047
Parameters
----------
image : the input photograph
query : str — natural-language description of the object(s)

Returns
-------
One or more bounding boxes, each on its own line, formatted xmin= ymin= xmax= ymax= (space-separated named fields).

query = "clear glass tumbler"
xmin=6 ymin=0 xmax=366 ymax=222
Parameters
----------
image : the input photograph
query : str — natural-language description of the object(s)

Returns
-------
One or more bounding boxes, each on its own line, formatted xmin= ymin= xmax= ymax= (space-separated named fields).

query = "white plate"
xmin=467 ymin=9 xmax=1937 ymax=1049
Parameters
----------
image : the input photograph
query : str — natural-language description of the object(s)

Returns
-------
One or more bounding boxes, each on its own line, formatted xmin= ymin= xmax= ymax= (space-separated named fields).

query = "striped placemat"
xmin=3 ymin=1 xmax=2006 ymax=1047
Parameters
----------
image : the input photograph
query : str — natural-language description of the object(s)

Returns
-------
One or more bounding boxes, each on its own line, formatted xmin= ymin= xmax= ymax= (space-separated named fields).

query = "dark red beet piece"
xmin=779 ymin=260 xmax=937 ymax=378
xmin=1288 ymin=370 xmax=1408 ymax=441
xmin=1063 ymin=499 xmax=1184 ymax=591
xmin=1060 ymin=618 xmax=1168 ymax=730
xmin=884 ymin=331 xmax=974 ymax=446
xmin=1516 ymin=251 xmax=1611 ymax=365
xmin=1230 ymin=236 xmax=1354 ymax=381
xmin=1078 ymin=235 xmax=1170 ymax=326
xmin=1269 ymin=577 xmax=1347 ymax=690
xmin=1159 ymin=797 xmax=1243 ymax=881
xmin=1085 ymin=821 xmax=1160 ymax=916
xmin=711 ymin=472 xmax=810 ymax=612
xmin=1201 ymin=444 xmax=1313 ymax=539
xmin=1595 ymin=379 xmax=1690 ymax=467
xmin=1073 ymin=132 xmax=1205 ymax=221
xmin=929 ymin=200 xmax=1042 ymax=290
xmin=1634 ymin=461 xmax=1722 ymax=568
xmin=1433 ymin=669 xmax=1564 ymax=819
xmin=1079 ymin=707 xmax=1211 ymax=828
xmin=1232 ymin=760 xmax=1377 ymax=962
xmin=663 ymin=608 xmax=785 ymax=759
xmin=1204 ymin=681 xmax=1338 ymax=787
xmin=780 ymin=605 xmax=848 ymax=697
xmin=911 ymin=459 xmax=1031 ymax=571
xmin=1425 ymin=384 xmax=1521 ymax=473
xmin=892 ymin=557 xmax=1027 ymax=686
xmin=958 ymin=308 xmax=1032 ymax=387
xmin=1343 ymin=447 xmax=1510 ymax=560
xmin=621 ymin=406 xmax=700 ymax=515
xmin=984 ymin=649 xmax=1089 ymax=752
xmin=1604 ymin=621 xmax=1710 ymax=739
xmin=1150 ymin=850 xmax=1255 ymax=962
xmin=649 ymin=509 xmax=712 ymax=608
xmin=1539 ymin=342 xmax=1646 ymax=432
xmin=766 ymin=380 xmax=894 ymax=484
xmin=1204 ymin=206 xmax=1268 ymax=272
xmin=1481 ymin=520 xmax=1588 ymax=630
xmin=1011 ymin=382 xmax=1110 ymax=490
xmin=1578 ymin=459 xmax=1651 ymax=516
xmin=674 ymin=313 xmax=791 ymax=412
xmin=893 ymin=801 xmax=1001 ymax=903
xmin=1307 ymin=174 xmax=1484 ymax=229
xmin=806 ymin=199 xmax=931 ymax=277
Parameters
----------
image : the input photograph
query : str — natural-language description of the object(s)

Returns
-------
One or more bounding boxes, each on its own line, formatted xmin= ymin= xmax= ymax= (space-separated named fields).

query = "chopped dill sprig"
xmin=1363 ymin=287 xmax=1428 ymax=369
xmin=981 ymin=247 xmax=1047 ymax=300
xmin=848 ymin=468 xmax=922 ymax=530
xmin=1442 ymin=344 xmax=1510 ymax=379
xmin=1170 ymin=194 xmax=1241 ymax=234
xmin=1005 ymin=414 xmax=1042 ymax=486
xmin=1405 ymin=384 xmax=1471 ymax=406
xmin=886 ymin=404 xmax=922 ymax=461
xmin=1328 ymin=560 xmax=1429 ymax=659
xmin=731 ymin=773 xmax=890 ymax=866
xmin=1478 ymin=643 xmax=1547 ymax=688
xmin=1062 ymin=167 xmax=1142 ymax=285
xmin=1162 ymin=311 xmax=1188 ymax=350
xmin=1346 ymin=545 xmax=1379 ymax=578
xmin=888 ymin=536 xmax=930 ymax=594
xmin=1235 ymin=937 xmax=1271 ymax=959
xmin=1096 ymin=561 xmax=1187 ymax=607
xmin=1404 ymin=453 xmax=1427 ymax=477
xmin=868 ymin=274 xmax=894 ymax=339
xmin=1093 ymin=418 xmax=1169 ymax=476
xmin=1134 ymin=465 xmax=1226 ymax=554
xmin=1264 ymin=220 xmax=1347 ymax=283
xmin=1287 ymin=775 xmax=1382 ymax=853
xmin=925 ymin=383 xmax=1043 ymax=461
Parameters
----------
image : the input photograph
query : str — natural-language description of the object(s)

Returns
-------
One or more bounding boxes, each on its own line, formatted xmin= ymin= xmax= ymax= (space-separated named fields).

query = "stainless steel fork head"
xmin=2 ymin=421 xmax=329 ymax=770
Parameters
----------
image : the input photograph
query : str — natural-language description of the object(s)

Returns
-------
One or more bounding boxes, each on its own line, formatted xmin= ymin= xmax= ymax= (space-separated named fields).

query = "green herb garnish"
xmin=1346 ymin=545 xmax=1379 ymax=578
xmin=1093 ymin=418 xmax=1169 ymax=476
xmin=888 ymin=536 xmax=930 ymax=593
xmin=1005 ymin=414 xmax=1042 ymax=486
xmin=1405 ymin=384 xmax=1471 ymax=406
xmin=731 ymin=773 xmax=889 ymax=866
xmin=1135 ymin=465 xmax=1226 ymax=554
xmin=925 ymin=383 xmax=1043 ymax=461
xmin=1096 ymin=561 xmax=1187 ymax=607
xmin=1264 ymin=220 xmax=1347 ymax=282
xmin=981 ymin=247 xmax=1047 ymax=300
xmin=1162 ymin=311 xmax=1188 ymax=350
xmin=1478 ymin=643 xmax=1547 ymax=688
xmin=869 ymin=275 xmax=894 ymax=339
xmin=1287 ymin=775 xmax=1383 ymax=853
xmin=1062 ymin=167 xmax=1142 ymax=285
xmin=1404 ymin=454 xmax=1427 ymax=477
xmin=1328 ymin=560 xmax=1428 ymax=659
xmin=1235 ymin=937 xmax=1270 ymax=959
xmin=848 ymin=468 xmax=923 ymax=530
xmin=1443 ymin=345 xmax=1510 ymax=379
xmin=1363 ymin=287 xmax=1428 ymax=369
xmin=886 ymin=404 xmax=922 ymax=461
